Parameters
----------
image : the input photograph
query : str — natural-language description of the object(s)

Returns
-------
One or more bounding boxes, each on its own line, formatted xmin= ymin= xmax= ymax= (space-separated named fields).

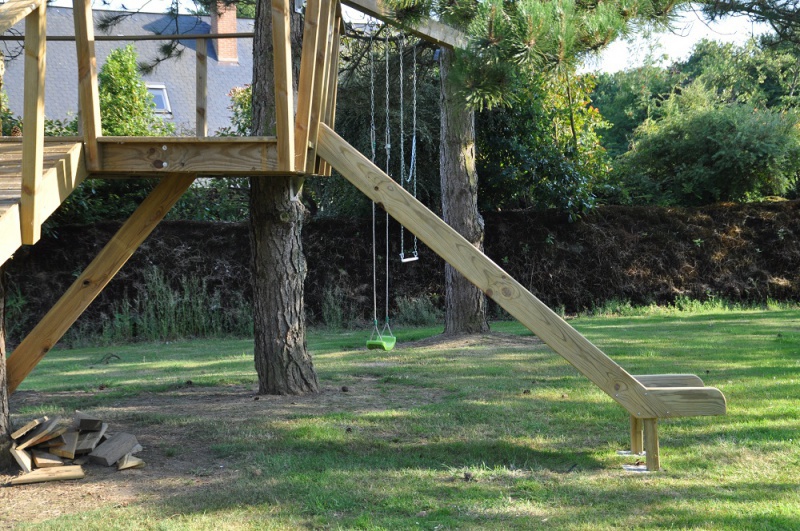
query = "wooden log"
xmin=73 ymin=0 xmax=101 ymax=170
xmin=49 ymin=431 xmax=79 ymax=459
xmin=75 ymin=422 xmax=108 ymax=455
xmin=644 ymin=419 xmax=660 ymax=471
xmin=270 ymin=0 xmax=295 ymax=171
xmin=196 ymin=37 xmax=207 ymax=138
xmin=10 ymin=416 xmax=48 ymax=440
xmin=89 ymin=433 xmax=141 ymax=466
xmin=117 ymin=453 xmax=145 ymax=470
xmin=20 ymin=3 xmax=46 ymax=245
xmin=0 ymin=0 xmax=43 ymax=34
xmin=7 ymin=175 xmax=196 ymax=392
xmin=9 ymin=443 xmax=32 ymax=473
xmin=294 ymin=0 xmax=322 ymax=171
xmin=31 ymin=450 xmax=65 ymax=468
xmin=9 ymin=465 xmax=84 ymax=485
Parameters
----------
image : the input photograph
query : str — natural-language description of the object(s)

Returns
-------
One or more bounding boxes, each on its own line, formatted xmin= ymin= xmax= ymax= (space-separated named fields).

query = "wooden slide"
xmin=317 ymin=123 xmax=725 ymax=468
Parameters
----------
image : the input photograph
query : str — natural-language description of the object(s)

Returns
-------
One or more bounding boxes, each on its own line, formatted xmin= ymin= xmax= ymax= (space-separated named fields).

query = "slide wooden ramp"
xmin=0 ymin=139 xmax=87 ymax=266
xmin=317 ymin=123 xmax=726 ymax=422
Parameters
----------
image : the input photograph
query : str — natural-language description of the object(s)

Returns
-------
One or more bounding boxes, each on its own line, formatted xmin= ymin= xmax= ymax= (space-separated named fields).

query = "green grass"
xmin=7 ymin=310 xmax=800 ymax=530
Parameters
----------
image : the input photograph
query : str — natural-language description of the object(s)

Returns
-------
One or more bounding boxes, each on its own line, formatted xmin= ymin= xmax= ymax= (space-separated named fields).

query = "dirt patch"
xmin=401 ymin=332 xmax=543 ymax=351
xmin=0 ymin=375 xmax=447 ymax=528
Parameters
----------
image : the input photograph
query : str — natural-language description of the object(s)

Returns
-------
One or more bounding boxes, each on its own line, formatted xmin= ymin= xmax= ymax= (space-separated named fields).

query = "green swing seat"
xmin=366 ymin=335 xmax=396 ymax=351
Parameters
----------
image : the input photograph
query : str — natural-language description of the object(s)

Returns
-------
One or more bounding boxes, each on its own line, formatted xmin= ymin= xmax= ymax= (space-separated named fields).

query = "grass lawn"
xmin=3 ymin=308 xmax=799 ymax=529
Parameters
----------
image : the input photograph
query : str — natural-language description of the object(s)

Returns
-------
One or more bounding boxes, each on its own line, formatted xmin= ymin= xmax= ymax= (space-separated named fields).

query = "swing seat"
xmin=366 ymin=336 xmax=396 ymax=351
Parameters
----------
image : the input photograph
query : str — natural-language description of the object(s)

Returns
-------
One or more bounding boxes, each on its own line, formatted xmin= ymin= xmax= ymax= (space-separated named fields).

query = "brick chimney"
xmin=211 ymin=1 xmax=237 ymax=63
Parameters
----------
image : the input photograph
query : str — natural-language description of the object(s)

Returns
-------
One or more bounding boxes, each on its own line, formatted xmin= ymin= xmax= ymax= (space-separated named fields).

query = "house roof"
xmin=3 ymin=7 xmax=254 ymax=134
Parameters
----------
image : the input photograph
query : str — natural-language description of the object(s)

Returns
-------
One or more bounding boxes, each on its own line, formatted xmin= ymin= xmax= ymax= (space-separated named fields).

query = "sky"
xmin=52 ymin=1 xmax=768 ymax=73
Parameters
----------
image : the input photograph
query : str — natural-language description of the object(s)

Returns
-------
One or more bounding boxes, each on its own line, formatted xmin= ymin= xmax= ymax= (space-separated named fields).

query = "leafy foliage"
xmin=621 ymin=82 xmax=800 ymax=205
xmin=477 ymin=67 xmax=610 ymax=218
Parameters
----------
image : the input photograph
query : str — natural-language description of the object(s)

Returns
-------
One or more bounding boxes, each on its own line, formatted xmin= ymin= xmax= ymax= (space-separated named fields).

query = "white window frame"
xmin=146 ymin=83 xmax=172 ymax=114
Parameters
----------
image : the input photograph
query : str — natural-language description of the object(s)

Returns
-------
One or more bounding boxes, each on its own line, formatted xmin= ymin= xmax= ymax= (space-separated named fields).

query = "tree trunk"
xmin=0 ymin=265 xmax=13 ymax=471
xmin=249 ymin=0 xmax=318 ymax=394
xmin=439 ymin=48 xmax=489 ymax=335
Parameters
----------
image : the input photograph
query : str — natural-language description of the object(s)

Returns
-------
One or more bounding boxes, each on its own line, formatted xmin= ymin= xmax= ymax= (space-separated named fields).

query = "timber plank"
xmin=73 ymin=410 xmax=103 ymax=431
xmin=0 ymin=0 xmax=42 ymax=34
xmin=196 ymin=38 xmax=208 ymax=137
xmin=634 ymin=374 xmax=706 ymax=388
xmin=7 ymin=175 xmax=196 ymax=393
xmin=9 ymin=465 xmax=84 ymax=485
xmin=73 ymin=0 xmax=101 ymax=169
xmin=75 ymin=422 xmax=108 ymax=455
xmin=20 ymin=2 xmax=46 ymax=245
xmin=89 ymin=433 xmax=141 ymax=466
xmin=305 ymin=0 xmax=335 ymax=173
xmin=294 ymin=0 xmax=322 ymax=171
xmin=31 ymin=450 xmax=65 ymax=468
xmin=316 ymin=124 xmax=723 ymax=419
xmin=9 ymin=444 xmax=32 ymax=473
xmin=271 ymin=0 xmax=295 ymax=170
xmin=10 ymin=416 xmax=48 ymax=440
xmin=50 ymin=431 xmax=80 ymax=459
xmin=341 ymin=0 xmax=467 ymax=49
xmin=117 ymin=454 xmax=145 ymax=470
xmin=16 ymin=417 xmax=63 ymax=450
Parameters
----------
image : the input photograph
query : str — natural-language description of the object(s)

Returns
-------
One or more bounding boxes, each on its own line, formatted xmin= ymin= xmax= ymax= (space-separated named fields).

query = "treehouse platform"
xmin=0 ymin=0 xmax=726 ymax=472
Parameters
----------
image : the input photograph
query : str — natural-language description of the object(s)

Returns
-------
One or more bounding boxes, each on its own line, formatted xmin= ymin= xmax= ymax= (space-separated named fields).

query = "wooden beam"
xmin=0 ymin=205 xmax=22 ymax=267
xmin=644 ymin=387 xmax=727 ymax=418
xmin=36 ymin=142 xmax=87 ymax=224
xmin=341 ymin=0 xmax=467 ymax=49
xmin=633 ymin=374 xmax=705 ymax=388
xmin=271 ymin=0 xmax=294 ymax=171
xmin=96 ymin=137 xmax=285 ymax=176
xmin=73 ymin=0 xmax=101 ymax=170
xmin=196 ymin=38 xmax=207 ymax=138
xmin=20 ymin=2 xmax=46 ymax=245
xmin=7 ymin=175 xmax=196 ymax=393
xmin=294 ymin=0 xmax=322 ymax=171
xmin=305 ymin=0 xmax=336 ymax=174
xmin=643 ymin=419 xmax=660 ymax=471
xmin=0 ymin=31 xmax=254 ymax=42
xmin=317 ymin=3 xmax=342 ymax=176
xmin=630 ymin=415 xmax=643 ymax=455
xmin=317 ymin=124 xmax=728 ymax=419
xmin=0 ymin=0 xmax=43 ymax=34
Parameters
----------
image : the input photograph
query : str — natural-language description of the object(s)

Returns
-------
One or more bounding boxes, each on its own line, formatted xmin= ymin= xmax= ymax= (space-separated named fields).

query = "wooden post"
xmin=20 ymin=3 xmax=46 ymax=245
xmin=630 ymin=415 xmax=643 ymax=455
xmin=294 ymin=0 xmax=322 ymax=171
xmin=73 ymin=0 xmax=101 ymax=170
xmin=6 ymin=175 xmax=196 ymax=393
xmin=304 ymin=0 xmax=335 ymax=174
xmin=271 ymin=0 xmax=294 ymax=171
xmin=318 ymin=6 xmax=341 ymax=176
xmin=643 ymin=419 xmax=660 ymax=471
xmin=195 ymin=38 xmax=207 ymax=138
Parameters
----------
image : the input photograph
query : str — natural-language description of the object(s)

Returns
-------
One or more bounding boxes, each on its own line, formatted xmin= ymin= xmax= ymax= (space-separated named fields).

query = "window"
xmin=146 ymin=83 xmax=172 ymax=114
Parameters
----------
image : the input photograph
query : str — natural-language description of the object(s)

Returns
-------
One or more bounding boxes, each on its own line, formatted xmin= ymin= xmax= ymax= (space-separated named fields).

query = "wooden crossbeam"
xmin=316 ymin=124 xmax=727 ymax=420
xmin=271 ymin=0 xmax=295 ymax=170
xmin=73 ymin=0 xmax=101 ymax=170
xmin=95 ymin=137 xmax=286 ymax=177
xmin=294 ymin=0 xmax=323 ymax=172
xmin=7 ymin=175 xmax=196 ymax=393
xmin=341 ymin=0 xmax=467 ymax=49
xmin=0 ymin=0 xmax=43 ymax=34
xmin=20 ymin=2 xmax=46 ymax=245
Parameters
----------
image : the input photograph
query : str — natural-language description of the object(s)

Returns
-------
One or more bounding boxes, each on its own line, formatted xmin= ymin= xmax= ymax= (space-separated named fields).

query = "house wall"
xmin=3 ymin=7 xmax=254 ymax=135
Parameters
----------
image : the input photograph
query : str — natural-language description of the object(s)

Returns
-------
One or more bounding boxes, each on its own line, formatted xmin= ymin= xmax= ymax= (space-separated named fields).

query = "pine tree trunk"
xmin=0 ymin=265 xmax=13 ymax=471
xmin=249 ymin=0 xmax=318 ymax=394
xmin=439 ymin=49 xmax=489 ymax=335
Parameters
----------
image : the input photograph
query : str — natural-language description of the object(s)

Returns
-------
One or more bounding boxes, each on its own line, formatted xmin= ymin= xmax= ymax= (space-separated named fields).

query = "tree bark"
xmin=439 ymin=48 xmax=489 ymax=335
xmin=0 ymin=265 xmax=13 ymax=471
xmin=249 ymin=0 xmax=319 ymax=394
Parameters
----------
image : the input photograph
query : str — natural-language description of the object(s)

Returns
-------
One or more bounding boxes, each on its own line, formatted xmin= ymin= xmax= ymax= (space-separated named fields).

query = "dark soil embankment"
xmin=6 ymin=201 xmax=800 ymax=343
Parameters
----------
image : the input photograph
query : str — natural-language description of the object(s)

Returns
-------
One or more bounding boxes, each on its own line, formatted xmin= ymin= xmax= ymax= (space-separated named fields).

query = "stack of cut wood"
xmin=6 ymin=411 xmax=145 ymax=485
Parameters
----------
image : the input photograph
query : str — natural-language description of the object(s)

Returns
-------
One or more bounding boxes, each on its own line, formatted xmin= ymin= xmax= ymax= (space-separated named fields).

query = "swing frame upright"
xmin=0 ymin=0 xmax=726 ymax=471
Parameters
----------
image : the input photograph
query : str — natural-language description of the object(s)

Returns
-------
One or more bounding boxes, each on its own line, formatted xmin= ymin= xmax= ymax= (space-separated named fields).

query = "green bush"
xmin=621 ymin=83 xmax=800 ymax=206
xmin=394 ymin=295 xmax=443 ymax=327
